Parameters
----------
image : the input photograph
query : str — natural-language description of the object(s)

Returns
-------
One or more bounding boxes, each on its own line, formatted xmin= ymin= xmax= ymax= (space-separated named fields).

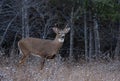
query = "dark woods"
xmin=0 ymin=0 xmax=120 ymax=62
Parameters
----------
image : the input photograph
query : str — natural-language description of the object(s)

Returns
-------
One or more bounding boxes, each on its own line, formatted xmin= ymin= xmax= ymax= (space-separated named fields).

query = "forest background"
xmin=0 ymin=0 xmax=120 ymax=62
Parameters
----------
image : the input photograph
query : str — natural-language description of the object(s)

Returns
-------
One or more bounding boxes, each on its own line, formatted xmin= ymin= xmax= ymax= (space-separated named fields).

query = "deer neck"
xmin=53 ymin=36 xmax=63 ymax=53
xmin=54 ymin=35 xmax=64 ymax=44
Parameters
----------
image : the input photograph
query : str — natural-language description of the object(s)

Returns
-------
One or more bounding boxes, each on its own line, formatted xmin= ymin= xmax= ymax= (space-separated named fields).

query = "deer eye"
xmin=58 ymin=32 xmax=61 ymax=34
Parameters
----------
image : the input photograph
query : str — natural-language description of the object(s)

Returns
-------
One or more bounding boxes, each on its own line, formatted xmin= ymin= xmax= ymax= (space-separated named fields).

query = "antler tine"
xmin=65 ymin=23 xmax=69 ymax=28
xmin=54 ymin=23 xmax=57 ymax=27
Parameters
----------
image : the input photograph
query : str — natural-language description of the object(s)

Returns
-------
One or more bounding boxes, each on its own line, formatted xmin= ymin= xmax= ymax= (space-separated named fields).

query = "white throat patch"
xmin=58 ymin=38 xmax=64 ymax=42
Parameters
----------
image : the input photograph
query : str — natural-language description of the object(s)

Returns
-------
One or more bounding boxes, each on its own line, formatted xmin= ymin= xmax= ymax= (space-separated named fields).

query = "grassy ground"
xmin=0 ymin=55 xmax=120 ymax=81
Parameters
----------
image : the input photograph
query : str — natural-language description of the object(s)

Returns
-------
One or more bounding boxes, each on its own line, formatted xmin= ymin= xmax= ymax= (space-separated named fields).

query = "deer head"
xmin=53 ymin=27 xmax=70 ymax=43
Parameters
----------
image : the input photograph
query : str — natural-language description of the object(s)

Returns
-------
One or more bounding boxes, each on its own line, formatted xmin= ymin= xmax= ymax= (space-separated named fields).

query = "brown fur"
xmin=18 ymin=27 xmax=70 ymax=69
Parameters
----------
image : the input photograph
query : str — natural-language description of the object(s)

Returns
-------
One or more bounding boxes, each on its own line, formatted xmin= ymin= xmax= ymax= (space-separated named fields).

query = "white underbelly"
xmin=31 ymin=53 xmax=41 ymax=57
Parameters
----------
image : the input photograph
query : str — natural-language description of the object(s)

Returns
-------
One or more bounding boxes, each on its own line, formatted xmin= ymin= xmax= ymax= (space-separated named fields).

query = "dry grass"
xmin=0 ymin=55 xmax=120 ymax=81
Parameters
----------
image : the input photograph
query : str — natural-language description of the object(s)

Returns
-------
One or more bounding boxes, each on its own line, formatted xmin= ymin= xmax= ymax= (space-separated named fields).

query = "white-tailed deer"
xmin=18 ymin=26 xmax=70 ymax=69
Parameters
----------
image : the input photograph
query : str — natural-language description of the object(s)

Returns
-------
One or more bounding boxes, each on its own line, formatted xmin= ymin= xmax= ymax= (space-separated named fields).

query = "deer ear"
xmin=64 ymin=27 xmax=70 ymax=33
xmin=52 ymin=27 xmax=59 ymax=34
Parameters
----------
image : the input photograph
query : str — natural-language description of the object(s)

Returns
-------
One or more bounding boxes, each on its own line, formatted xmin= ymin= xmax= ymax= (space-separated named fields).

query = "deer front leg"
xmin=17 ymin=54 xmax=29 ymax=67
xmin=40 ymin=58 xmax=46 ymax=70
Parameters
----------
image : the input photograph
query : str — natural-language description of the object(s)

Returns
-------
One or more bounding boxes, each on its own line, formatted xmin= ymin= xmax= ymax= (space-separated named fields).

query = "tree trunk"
xmin=89 ymin=27 xmax=93 ymax=61
xmin=0 ymin=14 xmax=17 ymax=46
xmin=69 ymin=7 xmax=74 ymax=59
xmin=22 ymin=0 xmax=29 ymax=38
xmin=88 ymin=10 xmax=93 ymax=61
xmin=0 ymin=1 xmax=3 ymax=13
xmin=84 ymin=9 xmax=88 ymax=61
xmin=114 ymin=0 xmax=120 ymax=60
xmin=114 ymin=22 xmax=120 ymax=60
xmin=93 ymin=14 xmax=101 ymax=59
